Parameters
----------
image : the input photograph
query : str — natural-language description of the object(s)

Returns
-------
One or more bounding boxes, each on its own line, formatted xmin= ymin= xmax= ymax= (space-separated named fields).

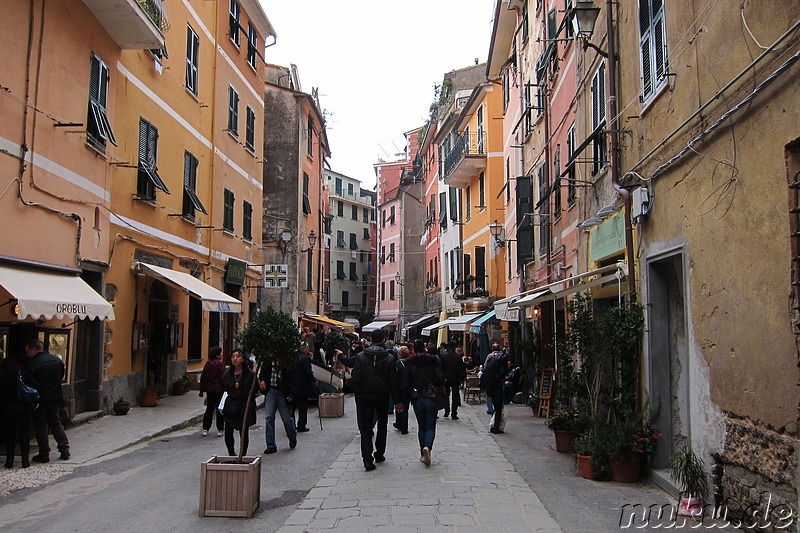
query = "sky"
xmin=258 ymin=0 xmax=496 ymax=189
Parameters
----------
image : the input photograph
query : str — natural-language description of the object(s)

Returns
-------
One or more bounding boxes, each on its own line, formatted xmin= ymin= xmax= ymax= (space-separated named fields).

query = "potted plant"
xmin=199 ymin=307 xmax=300 ymax=518
xmin=171 ymin=379 xmax=185 ymax=395
xmin=180 ymin=374 xmax=192 ymax=392
xmin=113 ymin=396 xmax=131 ymax=415
xmin=573 ymin=433 xmax=594 ymax=479
xmin=671 ymin=445 xmax=707 ymax=517
xmin=545 ymin=408 xmax=582 ymax=453
xmin=605 ymin=415 xmax=661 ymax=483
xmin=140 ymin=386 xmax=158 ymax=407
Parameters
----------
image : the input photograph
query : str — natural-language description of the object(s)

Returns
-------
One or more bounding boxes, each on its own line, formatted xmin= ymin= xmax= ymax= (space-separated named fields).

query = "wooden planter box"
xmin=199 ymin=456 xmax=261 ymax=518
xmin=318 ymin=393 xmax=345 ymax=417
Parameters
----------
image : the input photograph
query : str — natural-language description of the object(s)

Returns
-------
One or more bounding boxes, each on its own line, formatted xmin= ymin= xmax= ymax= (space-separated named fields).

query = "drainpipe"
xmin=605 ymin=0 xmax=636 ymax=307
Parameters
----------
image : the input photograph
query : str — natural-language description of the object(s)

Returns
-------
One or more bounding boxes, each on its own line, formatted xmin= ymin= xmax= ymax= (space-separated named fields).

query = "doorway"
xmin=147 ymin=280 xmax=171 ymax=391
xmin=647 ymin=252 xmax=690 ymax=469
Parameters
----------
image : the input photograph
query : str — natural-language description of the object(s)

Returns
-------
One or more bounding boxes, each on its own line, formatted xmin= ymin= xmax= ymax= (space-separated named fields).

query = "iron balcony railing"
xmin=137 ymin=0 xmax=171 ymax=32
xmin=442 ymin=132 xmax=486 ymax=180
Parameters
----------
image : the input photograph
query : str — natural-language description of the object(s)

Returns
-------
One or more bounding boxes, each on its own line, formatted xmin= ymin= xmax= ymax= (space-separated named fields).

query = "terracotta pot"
xmin=172 ymin=383 xmax=185 ymax=395
xmin=553 ymin=429 xmax=578 ymax=453
xmin=113 ymin=402 xmax=130 ymax=415
xmin=140 ymin=390 xmax=158 ymax=407
xmin=577 ymin=454 xmax=593 ymax=479
xmin=609 ymin=456 xmax=642 ymax=483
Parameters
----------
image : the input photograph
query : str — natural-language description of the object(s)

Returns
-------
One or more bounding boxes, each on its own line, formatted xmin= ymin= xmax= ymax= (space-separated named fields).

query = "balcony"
xmin=400 ymin=165 xmax=421 ymax=186
xmin=442 ymin=132 xmax=487 ymax=188
xmin=452 ymin=276 xmax=489 ymax=302
xmin=82 ymin=0 xmax=168 ymax=49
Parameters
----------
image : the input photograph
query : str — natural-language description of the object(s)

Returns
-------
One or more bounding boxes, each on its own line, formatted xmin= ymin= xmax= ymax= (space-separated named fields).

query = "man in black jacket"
xmin=24 ymin=339 xmax=70 ymax=461
xmin=483 ymin=343 xmax=511 ymax=433
xmin=350 ymin=329 xmax=402 ymax=471
xmin=440 ymin=341 xmax=467 ymax=419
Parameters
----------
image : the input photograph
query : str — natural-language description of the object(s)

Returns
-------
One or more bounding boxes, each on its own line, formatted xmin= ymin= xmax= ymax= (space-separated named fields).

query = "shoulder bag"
xmin=17 ymin=371 xmax=40 ymax=403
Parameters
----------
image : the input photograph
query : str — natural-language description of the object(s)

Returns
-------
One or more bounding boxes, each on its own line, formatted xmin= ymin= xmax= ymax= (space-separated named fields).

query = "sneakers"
xmin=31 ymin=455 xmax=49 ymax=463
xmin=373 ymin=453 xmax=385 ymax=463
xmin=363 ymin=460 xmax=376 ymax=471
xmin=217 ymin=430 xmax=224 ymax=437
xmin=421 ymin=447 xmax=431 ymax=467
xmin=202 ymin=430 xmax=208 ymax=436
xmin=264 ymin=447 xmax=277 ymax=454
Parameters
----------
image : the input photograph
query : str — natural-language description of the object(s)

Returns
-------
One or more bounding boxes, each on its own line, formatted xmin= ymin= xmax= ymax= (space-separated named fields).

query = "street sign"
xmin=263 ymin=264 xmax=288 ymax=288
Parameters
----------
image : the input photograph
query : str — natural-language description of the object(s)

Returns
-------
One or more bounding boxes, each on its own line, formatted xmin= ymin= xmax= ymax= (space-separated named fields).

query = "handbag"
xmin=418 ymin=367 xmax=448 ymax=411
xmin=17 ymin=371 xmax=39 ymax=403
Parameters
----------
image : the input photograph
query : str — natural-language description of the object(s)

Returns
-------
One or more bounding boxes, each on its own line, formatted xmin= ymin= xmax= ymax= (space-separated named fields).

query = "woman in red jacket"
xmin=199 ymin=346 xmax=225 ymax=437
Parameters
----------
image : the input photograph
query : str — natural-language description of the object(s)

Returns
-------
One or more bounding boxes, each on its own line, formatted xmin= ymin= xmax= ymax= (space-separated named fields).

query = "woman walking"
xmin=402 ymin=342 xmax=445 ymax=467
xmin=222 ymin=349 xmax=257 ymax=456
xmin=199 ymin=346 xmax=225 ymax=437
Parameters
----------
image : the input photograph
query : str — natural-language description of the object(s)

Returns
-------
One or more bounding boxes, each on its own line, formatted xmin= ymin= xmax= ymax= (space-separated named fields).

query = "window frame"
xmin=182 ymin=150 xmax=207 ymax=218
xmin=229 ymin=0 xmax=240 ymax=47
xmin=639 ymin=0 xmax=669 ymax=104
xmin=247 ymin=22 xmax=258 ymax=69
xmin=223 ymin=188 xmax=235 ymax=232
xmin=137 ymin=118 xmax=169 ymax=200
xmin=242 ymin=200 xmax=252 ymax=241
xmin=227 ymin=85 xmax=239 ymax=136
xmin=245 ymin=106 xmax=255 ymax=152
xmin=186 ymin=25 xmax=199 ymax=95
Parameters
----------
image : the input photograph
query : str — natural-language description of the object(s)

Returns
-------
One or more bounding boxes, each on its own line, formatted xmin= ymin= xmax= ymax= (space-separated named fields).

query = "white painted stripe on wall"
xmin=181 ymin=0 xmax=214 ymax=43
xmin=110 ymin=212 xmax=209 ymax=255
xmin=116 ymin=62 xmax=212 ymax=150
xmin=217 ymin=45 xmax=262 ymax=103
xmin=214 ymin=148 xmax=262 ymax=190
xmin=0 ymin=136 xmax=110 ymax=202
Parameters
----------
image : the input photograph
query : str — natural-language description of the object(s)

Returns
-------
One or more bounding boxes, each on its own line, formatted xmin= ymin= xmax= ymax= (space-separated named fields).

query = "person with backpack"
xmin=482 ymin=343 xmax=510 ymax=433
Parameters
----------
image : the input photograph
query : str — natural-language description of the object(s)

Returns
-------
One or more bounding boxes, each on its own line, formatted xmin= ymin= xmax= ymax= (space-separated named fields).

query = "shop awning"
xmin=421 ymin=317 xmax=456 ymax=336
xmin=504 ymin=262 xmax=627 ymax=311
xmin=137 ymin=262 xmax=241 ymax=313
xmin=446 ymin=312 xmax=484 ymax=331
xmin=361 ymin=319 xmax=395 ymax=333
xmin=299 ymin=313 xmax=356 ymax=333
xmin=0 ymin=264 xmax=115 ymax=321
xmin=404 ymin=313 xmax=437 ymax=328
xmin=469 ymin=309 xmax=496 ymax=334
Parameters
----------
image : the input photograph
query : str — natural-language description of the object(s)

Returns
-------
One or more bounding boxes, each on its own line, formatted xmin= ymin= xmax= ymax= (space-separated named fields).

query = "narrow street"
xmin=0 ymin=393 xmax=711 ymax=532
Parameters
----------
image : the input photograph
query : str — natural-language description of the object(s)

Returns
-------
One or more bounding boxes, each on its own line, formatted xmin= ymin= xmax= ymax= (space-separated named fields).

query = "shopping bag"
xmin=489 ymin=409 xmax=508 ymax=433
xmin=217 ymin=391 xmax=228 ymax=414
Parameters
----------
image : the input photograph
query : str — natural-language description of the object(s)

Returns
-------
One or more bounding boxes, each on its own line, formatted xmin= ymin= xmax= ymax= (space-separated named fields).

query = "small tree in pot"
xmin=671 ymin=445 xmax=707 ymax=517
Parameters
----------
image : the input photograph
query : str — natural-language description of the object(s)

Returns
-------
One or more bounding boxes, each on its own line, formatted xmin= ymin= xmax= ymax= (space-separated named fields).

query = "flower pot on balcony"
xmin=553 ymin=429 xmax=578 ymax=453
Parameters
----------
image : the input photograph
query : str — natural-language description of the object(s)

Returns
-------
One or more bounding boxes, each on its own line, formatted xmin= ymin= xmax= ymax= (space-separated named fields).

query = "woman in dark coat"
xmin=222 ymin=349 xmax=257 ymax=456
xmin=1 ymin=354 xmax=39 ymax=468
xmin=199 ymin=346 xmax=225 ymax=437
xmin=402 ymin=344 xmax=445 ymax=467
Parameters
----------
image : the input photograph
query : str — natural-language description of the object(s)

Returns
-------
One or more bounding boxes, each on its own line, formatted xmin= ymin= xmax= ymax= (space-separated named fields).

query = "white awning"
xmin=361 ymin=320 xmax=394 ymax=333
xmin=508 ymin=289 xmax=552 ymax=309
xmin=446 ymin=312 xmax=484 ymax=331
xmin=137 ymin=262 xmax=241 ymax=313
xmin=0 ymin=264 xmax=115 ymax=321
xmin=404 ymin=314 xmax=437 ymax=328
xmin=421 ymin=317 xmax=456 ymax=336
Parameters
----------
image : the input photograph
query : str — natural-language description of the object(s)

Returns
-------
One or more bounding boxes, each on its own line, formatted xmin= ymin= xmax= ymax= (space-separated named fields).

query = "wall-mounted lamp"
xmin=278 ymin=231 xmax=292 ymax=254
xmin=489 ymin=220 xmax=505 ymax=247
xmin=579 ymin=217 xmax=603 ymax=228
xmin=394 ymin=272 xmax=404 ymax=286
xmin=596 ymin=204 xmax=620 ymax=217
xmin=572 ymin=1 xmax=608 ymax=57
xmin=301 ymin=230 xmax=317 ymax=252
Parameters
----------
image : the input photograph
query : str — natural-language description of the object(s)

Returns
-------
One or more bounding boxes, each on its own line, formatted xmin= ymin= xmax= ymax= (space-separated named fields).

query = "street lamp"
xmin=572 ymin=1 xmax=607 ymax=57
xmin=302 ymin=230 xmax=317 ymax=252
xmin=489 ymin=220 xmax=505 ymax=247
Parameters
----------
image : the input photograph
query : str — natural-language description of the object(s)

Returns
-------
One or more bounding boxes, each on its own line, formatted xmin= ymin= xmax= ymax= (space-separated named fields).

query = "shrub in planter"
xmin=671 ymin=445 xmax=707 ymax=517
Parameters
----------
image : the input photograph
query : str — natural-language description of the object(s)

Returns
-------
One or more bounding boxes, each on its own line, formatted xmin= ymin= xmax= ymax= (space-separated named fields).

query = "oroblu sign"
xmin=55 ymin=303 xmax=88 ymax=315
xmin=590 ymin=214 xmax=625 ymax=263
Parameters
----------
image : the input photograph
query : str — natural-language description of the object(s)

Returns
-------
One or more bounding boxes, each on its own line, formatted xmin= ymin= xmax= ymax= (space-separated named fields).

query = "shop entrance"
xmin=146 ymin=280 xmax=171 ymax=392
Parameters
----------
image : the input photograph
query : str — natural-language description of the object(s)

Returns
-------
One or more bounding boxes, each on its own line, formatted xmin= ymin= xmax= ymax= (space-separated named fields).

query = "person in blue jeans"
xmin=401 ymin=344 xmax=445 ymax=467
xmin=258 ymin=360 xmax=297 ymax=454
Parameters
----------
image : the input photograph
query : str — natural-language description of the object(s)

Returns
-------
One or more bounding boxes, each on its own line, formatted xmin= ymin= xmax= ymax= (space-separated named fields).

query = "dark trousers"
xmin=32 ymin=402 xmax=69 ymax=457
xmin=394 ymin=398 xmax=410 ymax=432
xmin=291 ymin=396 xmax=309 ymax=430
xmin=202 ymin=391 xmax=224 ymax=431
xmin=443 ymin=382 xmax=461 ymax=416
xmin=490 ymin=387 xmax=505 ymax=424
xmin=358 ymin=396 xmax=389 ymax=462
xmin=3 ymin=406 xmax=32 ymax=462
xmin=224 ymin=421 xmax=249 ymax=456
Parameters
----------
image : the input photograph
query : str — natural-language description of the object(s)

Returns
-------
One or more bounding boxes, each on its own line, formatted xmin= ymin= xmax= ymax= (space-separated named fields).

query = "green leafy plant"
xmin=323 ymin=329 xmax=350 ymax=361
xmin=545 ymin=408 xmax=582 ymax=431
xmin=671 ymin=446 xmax=707 ymax=499
xmin=115 ymin=396 xmax=127 ymax=404
xmin=573 ymin=434 xmax=593 ymax=456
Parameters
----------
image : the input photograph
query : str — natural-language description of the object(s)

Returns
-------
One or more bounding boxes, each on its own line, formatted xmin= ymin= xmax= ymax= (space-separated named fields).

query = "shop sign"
xmin=590 ymin=214 xmax=625 ymax=263
xmin=224 ymin=259 xmax=247 ymax=286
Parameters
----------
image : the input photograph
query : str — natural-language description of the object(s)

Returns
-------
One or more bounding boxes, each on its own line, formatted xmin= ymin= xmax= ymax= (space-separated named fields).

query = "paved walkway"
xmin=277 ymin=402 xmax=564 ymax=533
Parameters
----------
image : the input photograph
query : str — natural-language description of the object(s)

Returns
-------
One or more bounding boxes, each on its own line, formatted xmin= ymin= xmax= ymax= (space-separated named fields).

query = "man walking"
xmin=482 ymin=342 xmax=510 ymax=434
xmin=258 ymin=359 xmax=297 ymax=454
xmin=440 ymin=341 xmax=467 ymax=419
xmin=289 ymin=343 xmax=317 ymax=433
xmin=350 ymin=330 xmax=402 ymax=471
xmin=25 ymin=339 xmax=70 ymax=462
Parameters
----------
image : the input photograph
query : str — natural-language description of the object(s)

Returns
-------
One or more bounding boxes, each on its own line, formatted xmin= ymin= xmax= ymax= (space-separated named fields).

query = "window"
xmin=336 ymin=230 xmax=345 ymax=247
xmin=538 ymin=165 xmax=549 ymax=256
xmin=349 ymin=262 xmax=357 ymax=281
xmin=229 ymin=0 xmax=240 ymax=46
xmin=522 ymin=4 xmax=529 ymax=43
xmin=336 ymin=260 xmax=345 ymax=280
xmin=567 ymin=125 xmax=577 ymax=206
xmin=640 ymin=0 xmax=668 ymax=103
xmin=516 ymin=176 xmax=534 ymax=266
xmin=349 ymin=233 xmax=358 ymax=250
xmin=247 ymin=23 xmax=257 ymax=69
xmin=439 ymin=192 xmax=447 ymax=228
xmin=389 ymin=243 xmax=395 ymax=263
xmin=475 ymin=246 xmax=486 ymax=288
xmin=186 ymin=25 xmax=199 ymax=95
xmin=351 ymin=205 xmax=358 ymax=220
xmin=347 ymin=183 xmax=354 ymax=195
xmin=227 ymin=86 xmax=239 ymax=136
xmin=465 ymin=186 xmax=471 ymax=221
xmin=337 ymin=200 xmax=344 ymax=217
xmin=381 ymin=209 xmax=386 ymax=227
xmin=591 ymin=63 xmax=607 ymax=175
xmin=242 ymin=200 xmax=252 ymax=240
xmin=428 ymin=195 xmax=436 ymax=225
xmin=361 ymin=292 xmax=367 ymax=309
xmin=380 ymin=246 xmax=386 ymax=264
xmin=449 ymin=187 xmax=459 ymax=221
xmin=363 ymin=207 xmax=369 ymax=223
xmin=477 ymin=106 xmax=485 ymax=153
xmin=342 ymin=290 xmax=349 ymax=308
xmin=302 ymin=173 xmax=311 ymax=214
xmin=307 ymin=115 xmax=313 ymax=157
xmin=306 ymin=249 xmax=312 ymax=290
xmin=389 ymin=280 xmax=395 ymax=300
xmin=565 ymin=0 xmax=574 ymax=39
xmin=87 ymin=54 xmax=117 ymax=151
xmin=389 ymin=206 xmax=395 ymax=224
xmin=223 ymin=188 xmax=234 ymax=232
xmin=478 ymin=172 xmax=485 ymax=208
xmin=335 ymin=177 xmax=342 ymax=195
xmin=553 ymin=146 xmax=562 ymax=218
xmin=245 ymin=106 xmax=255 ymax=151
xmin=137 ymin=118 xmax=168 ymax=200
xmin=182 ymin=150 xmax=207 ymax=218
xmin=381 ymin=281 xmax=385 ymax=300
xmin=363 ymin=228 xmax=370 ymax=239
